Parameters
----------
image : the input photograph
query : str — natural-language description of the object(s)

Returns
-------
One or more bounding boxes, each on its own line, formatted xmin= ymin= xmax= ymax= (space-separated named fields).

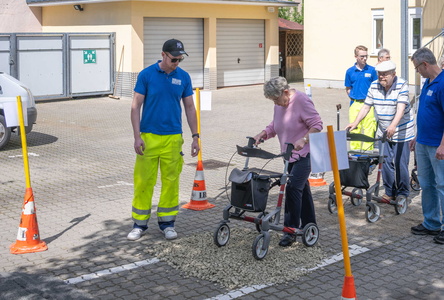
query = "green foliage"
xmin=278 ymin=0 xmax=304 ymax=25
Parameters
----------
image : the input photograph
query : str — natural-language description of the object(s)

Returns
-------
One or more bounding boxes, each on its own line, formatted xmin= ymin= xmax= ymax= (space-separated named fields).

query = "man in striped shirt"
xmin=346 ymin=60 xmax=415 ymax=201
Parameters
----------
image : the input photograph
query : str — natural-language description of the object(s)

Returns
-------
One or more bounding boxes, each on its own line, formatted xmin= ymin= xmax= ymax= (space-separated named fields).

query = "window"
xmin=372 ymin=10 xmax=384 ymax=53
xmin=409 ymin=7 xmax=422 ymax=54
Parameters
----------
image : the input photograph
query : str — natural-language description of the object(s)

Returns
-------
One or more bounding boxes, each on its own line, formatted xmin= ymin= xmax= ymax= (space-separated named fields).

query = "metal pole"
xmin=400 ymin=0 xmax=409 ymax=80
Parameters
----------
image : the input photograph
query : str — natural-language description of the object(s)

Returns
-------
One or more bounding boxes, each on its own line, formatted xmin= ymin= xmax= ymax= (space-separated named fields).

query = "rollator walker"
xmin=327 ymin=131 xmax=409 ymax=223
xmin=213 ymin=137 xmax=319 ymax=260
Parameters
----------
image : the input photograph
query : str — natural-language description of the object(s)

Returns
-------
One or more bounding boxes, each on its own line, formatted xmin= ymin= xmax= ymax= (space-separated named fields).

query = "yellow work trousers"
xmin=131 ymin=133 xmax=184 ymax=227
xmin=349 ymin=101 xmax=376 ymax=151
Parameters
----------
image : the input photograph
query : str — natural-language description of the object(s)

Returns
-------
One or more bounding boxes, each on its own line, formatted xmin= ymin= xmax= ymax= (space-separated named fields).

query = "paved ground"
xmin=1 ymin=83 xmax=444 ymax=300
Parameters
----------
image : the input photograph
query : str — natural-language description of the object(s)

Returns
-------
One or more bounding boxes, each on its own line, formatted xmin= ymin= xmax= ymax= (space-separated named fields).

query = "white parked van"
xmin=0 ymin=73 xmax=37 ymax=149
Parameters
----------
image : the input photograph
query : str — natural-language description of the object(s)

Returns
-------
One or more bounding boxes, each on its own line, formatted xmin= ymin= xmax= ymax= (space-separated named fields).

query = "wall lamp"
xmin=74 ymin=5 xmax=84 ymax=11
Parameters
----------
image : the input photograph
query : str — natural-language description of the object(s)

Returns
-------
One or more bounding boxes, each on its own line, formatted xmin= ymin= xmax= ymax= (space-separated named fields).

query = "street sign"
xmin=83 ymin=50 xmax=97 ymax=64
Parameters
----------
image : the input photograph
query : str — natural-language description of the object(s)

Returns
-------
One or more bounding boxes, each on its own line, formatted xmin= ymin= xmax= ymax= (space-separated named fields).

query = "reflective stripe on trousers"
xmin=131 ymin=133 xmax=184 ymax=226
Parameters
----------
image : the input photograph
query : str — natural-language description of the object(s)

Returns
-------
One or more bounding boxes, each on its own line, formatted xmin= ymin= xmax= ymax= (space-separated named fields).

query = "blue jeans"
xmin=380 ymin=141 xmax=410 ymax=197
xmin=416 ymin=142 xmax=444 ymax=231
xmin=285 ymin=155 xmax=316 ymax=229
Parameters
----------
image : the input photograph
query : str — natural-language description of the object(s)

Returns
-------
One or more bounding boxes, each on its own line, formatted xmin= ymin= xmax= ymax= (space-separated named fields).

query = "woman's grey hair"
xmin=411 ymin=47 xmax=437 ymax=65
xmin=263 ymin=76 xmax=290 ymax=99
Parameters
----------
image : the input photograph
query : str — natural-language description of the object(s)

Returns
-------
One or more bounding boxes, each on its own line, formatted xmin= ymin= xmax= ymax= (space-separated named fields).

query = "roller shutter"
xmin=217 ymin=19 xmax=265 ymax=87
xmin=144 ymin=17 xmax=204 ymax=88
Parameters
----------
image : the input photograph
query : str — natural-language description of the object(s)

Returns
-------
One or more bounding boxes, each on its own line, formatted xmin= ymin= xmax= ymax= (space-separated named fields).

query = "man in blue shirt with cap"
xmin=127 ymin=39 xmax=200 ymax=241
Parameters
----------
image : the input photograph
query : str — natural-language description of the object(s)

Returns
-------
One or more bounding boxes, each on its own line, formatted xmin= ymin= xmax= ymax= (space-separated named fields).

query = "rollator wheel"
xmin=252 ymin=233 xmax=268 ymax=260
xmin=255 ymin=212 xmax=274 ymax=232
xmin=214 ymin=223 xmax=230 ymax=247
xmin=302 ymin=223 xmax=319 ymax=247
xmin=327 ymin=195 xmax=337 ymax=214
xmin=395 ymin=195 xmax=408 ymax=215
xmin=365 ymin=203 xmax=381 ymax=223
xmin=351 ymin=188 xmax=363 ymax=206
xmin=410 ymin=177 xmax=421 ymax=191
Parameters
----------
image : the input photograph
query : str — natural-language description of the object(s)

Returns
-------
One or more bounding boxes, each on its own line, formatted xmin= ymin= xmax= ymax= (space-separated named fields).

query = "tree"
xmin=279 ymin=0 xmax=304 ymax=25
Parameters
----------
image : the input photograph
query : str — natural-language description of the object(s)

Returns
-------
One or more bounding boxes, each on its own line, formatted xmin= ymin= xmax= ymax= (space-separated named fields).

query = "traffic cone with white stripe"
xmin=10 ymin=187 xmax=48 ymax=254
xmin=182 ymin=160 xmax=215 ymax=210
xmin=308 ymin=172 xmax=327 ymax=187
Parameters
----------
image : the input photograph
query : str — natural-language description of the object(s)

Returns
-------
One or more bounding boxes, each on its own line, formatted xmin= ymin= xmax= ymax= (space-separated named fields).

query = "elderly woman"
xmin=254 ymin=76 xmax=323 ymax=247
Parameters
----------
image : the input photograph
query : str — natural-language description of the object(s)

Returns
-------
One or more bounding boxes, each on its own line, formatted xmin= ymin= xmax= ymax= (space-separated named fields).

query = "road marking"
xmin=64 ymin=244 xmax=370 ymax=295
xmin=64 ymin=258 xmax=159 ymax=285
xmin=204 ymin=244 xmax=370 ymax=300
xmin=97 ymin=181 xmax=133 ymax=189
xmin=8 ymin=153 xmax=39 ymax=158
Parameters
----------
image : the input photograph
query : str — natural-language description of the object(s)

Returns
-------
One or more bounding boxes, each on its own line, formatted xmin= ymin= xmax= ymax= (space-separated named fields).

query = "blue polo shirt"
xmin=134 ymin=61 xmax=193 ymax=135
xmin=345 ymin=63 xmax=377 ymax=103
xmin=417 ymin=70 xmax=444 ymax=147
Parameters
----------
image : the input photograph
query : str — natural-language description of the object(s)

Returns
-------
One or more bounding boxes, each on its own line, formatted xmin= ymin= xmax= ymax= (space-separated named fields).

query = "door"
xmin=217 ymin=19 xmax=265 ymax=87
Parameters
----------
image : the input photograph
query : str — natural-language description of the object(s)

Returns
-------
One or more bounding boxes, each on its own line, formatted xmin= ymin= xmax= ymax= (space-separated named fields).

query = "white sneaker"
xmin=127 ymin=228 xmax=145 ymax=241
xmin=162 ymin=227 xmax=177 ymax=240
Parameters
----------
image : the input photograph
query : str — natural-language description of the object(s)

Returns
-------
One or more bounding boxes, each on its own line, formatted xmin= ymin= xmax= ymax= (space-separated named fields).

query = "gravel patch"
xmin=147 ymin=228 xmax=326 ymax=289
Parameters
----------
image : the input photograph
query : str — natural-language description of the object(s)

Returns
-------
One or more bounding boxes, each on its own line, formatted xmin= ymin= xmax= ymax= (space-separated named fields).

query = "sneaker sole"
xmin=127 ymin=231 xmax=146 ymax=241
xmin=411 ymin=230 xmax=440 ymax=236
xmin=159 ymin=228 xmax=177 ymax=240
xmin=433 ymin=238 xmax=444 ymax=244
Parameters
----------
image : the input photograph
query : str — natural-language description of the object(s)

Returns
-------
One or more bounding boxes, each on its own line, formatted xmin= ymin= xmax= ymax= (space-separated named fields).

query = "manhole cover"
xmin=187 ymin=159 xmax=228 ymax=170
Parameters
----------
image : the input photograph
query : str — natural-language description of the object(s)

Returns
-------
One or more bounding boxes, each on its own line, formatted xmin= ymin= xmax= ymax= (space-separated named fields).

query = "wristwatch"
xmin=303 ymin=136 xmax=308 ymax=143
xmin=192 ymin=133 xmax=200 ymax=138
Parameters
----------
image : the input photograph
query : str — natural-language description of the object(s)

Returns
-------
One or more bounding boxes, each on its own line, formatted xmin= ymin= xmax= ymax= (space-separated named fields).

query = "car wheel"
xmin=0 ymin=115 xmax=12 ymax=149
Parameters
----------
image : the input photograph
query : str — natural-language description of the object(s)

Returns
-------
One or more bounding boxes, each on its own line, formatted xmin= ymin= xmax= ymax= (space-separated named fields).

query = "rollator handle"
xmin=283 ymin=142 xmax=294 ymax=161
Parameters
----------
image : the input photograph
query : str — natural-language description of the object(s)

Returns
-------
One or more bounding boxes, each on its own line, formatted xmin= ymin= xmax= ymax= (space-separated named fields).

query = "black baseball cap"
xmin=162 ymin=39 xmax=188 ymax=56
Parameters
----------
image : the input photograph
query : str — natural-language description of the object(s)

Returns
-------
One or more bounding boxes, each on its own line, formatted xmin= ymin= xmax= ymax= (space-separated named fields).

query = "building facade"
xmin=9 ymin=0 xmax=299 ymax=94
xmin=304 ymin=0 xmax=444 ymax=92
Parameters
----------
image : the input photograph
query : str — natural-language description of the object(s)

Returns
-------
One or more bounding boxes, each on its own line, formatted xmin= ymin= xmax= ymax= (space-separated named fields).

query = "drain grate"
xmin=187 ymin=159 xmax=229 ymax=170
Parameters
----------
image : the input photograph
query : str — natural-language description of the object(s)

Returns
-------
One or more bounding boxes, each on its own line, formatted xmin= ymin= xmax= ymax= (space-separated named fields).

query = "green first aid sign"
xmin=83 ymin=50 xmax=97 ymax=64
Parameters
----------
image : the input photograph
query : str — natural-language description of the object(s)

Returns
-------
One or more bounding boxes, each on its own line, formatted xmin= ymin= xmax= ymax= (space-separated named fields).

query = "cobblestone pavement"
xmin=1 ymin=83 xmax=444 ymax=300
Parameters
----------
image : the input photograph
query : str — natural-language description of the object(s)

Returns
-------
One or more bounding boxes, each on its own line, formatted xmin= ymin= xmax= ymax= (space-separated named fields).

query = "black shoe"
xmin=279 ymin=233 xmax=296 ymax=247
xmin=411 ymin=223 xmax=441 ymax=236
xmin=433 ymin=231 xmax=444 ymax=244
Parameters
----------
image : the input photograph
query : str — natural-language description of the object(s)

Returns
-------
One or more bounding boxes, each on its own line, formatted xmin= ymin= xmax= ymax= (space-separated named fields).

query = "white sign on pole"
xmin=309 ymin=130 xmax=349 ymax=173
xmin=200 ymin=90 xmax=212 ymax=111
xmin=3 ymin=101 xmax=28 ymax=127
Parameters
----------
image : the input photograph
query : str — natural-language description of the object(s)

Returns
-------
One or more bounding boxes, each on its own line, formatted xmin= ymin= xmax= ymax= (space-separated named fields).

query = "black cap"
xmin=162 ymin=39 xmax=188 ymax=56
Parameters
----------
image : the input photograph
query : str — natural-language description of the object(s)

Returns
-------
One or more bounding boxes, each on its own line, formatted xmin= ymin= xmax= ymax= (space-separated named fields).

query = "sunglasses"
xmin=165 ymin=52 xmax=184 ymax=63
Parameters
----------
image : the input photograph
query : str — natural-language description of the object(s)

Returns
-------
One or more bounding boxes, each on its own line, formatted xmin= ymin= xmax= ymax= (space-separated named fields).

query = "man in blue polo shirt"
xmin=410 ymin=47 xmax=444 ymax=244
xmin=345 ymin=45 xmax=378 ymax=150
xmin=127 ymin=39 xmax=200 ymax=241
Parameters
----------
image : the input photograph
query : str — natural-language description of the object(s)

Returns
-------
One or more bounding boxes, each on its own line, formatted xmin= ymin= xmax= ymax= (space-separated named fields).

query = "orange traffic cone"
xmin=341 ymin=275 xmax=357 ymax=300
xmin=10 ymin=187 xmax=47 ymax=254
xmin=182 ymin=160 xmax=215 ymax=210
xmin=308 ymin=172 xmax=327 ymax=187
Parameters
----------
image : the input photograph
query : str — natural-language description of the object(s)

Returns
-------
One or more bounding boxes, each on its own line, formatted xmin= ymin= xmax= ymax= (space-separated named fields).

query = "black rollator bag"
xmin=339 ymin=159 xmax=371 ymax=189
xmin=229 ymin=168 xmax=270 ymax=212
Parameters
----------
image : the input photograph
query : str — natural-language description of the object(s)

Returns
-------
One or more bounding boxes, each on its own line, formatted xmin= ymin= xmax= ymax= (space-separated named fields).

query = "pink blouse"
xmin=263 ymin=90 xmax=323 ymax=162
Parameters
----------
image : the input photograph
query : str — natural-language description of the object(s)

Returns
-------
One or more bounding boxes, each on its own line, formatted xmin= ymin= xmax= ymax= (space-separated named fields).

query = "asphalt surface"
xmin=1 ymin=83 xmax=443 ymax=300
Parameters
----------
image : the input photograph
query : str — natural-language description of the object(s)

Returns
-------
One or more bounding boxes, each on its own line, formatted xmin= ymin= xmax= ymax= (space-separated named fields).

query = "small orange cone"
xmin=10 ymin=187 xmax=47 ymax=254
xmin=341 ymin=275 xmax=357 ymax=300
xmin=308 ymin=172 xmax=327 ymax=187
xmin=182 ymin=160 xmax=215 ymax=210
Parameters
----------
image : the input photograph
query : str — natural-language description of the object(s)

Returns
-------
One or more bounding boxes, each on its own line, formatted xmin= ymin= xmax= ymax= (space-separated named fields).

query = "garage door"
xmin=0 ymin=35 xmax=10 ymax=75
xmin=18 ymin=34 xmax=65 ymax=97
xmin=217 ymin=19 xmax=265 ymax=87
xmin=144 ymin=17 xmax=204 ymax=88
